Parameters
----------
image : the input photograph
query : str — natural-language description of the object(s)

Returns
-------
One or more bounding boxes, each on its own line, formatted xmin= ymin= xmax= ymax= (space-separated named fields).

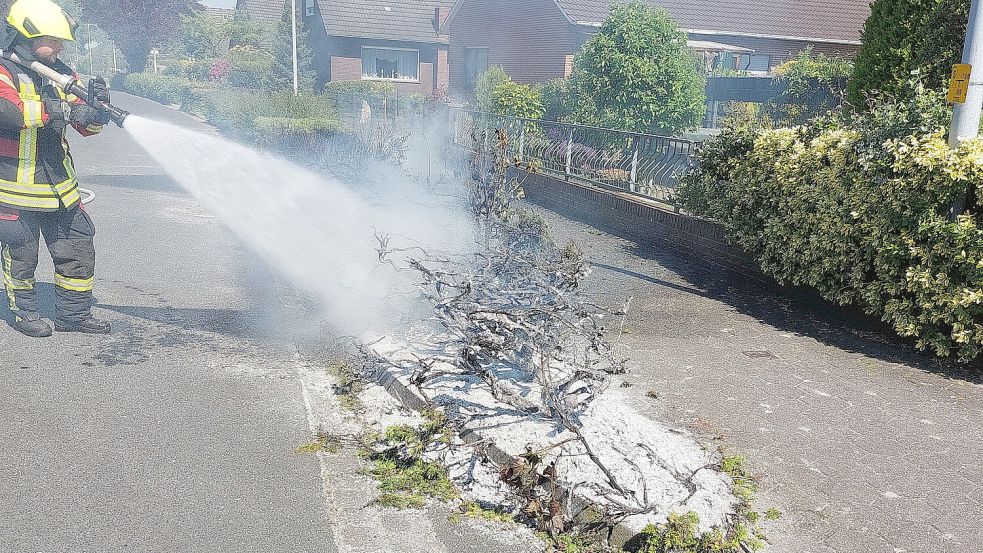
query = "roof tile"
xmin=556 ymin=0 xmax=870 ymax=43
xmin=316 ymin=0 xmax=453 ymax=44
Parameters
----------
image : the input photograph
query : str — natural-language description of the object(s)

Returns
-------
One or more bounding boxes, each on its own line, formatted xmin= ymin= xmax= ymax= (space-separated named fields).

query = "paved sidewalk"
xmin=0 ymin=94 xmax=541 ymax=553
xmin=539 ymin=208 xmax=983 ymax=553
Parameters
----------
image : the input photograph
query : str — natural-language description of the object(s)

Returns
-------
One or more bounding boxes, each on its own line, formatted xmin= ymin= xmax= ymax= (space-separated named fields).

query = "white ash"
xmin=358 ymin=382 xmax=424 ymax=430
xmin=369 ymin=335 xmax=738 ymax=534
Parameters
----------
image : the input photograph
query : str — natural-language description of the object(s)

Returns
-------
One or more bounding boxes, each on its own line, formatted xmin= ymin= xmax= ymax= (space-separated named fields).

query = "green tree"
xmin=848 ymin=0 xmax=969 ymax=107
xmin=537 ymin=78 xmax=571 ymax=121
xmin=175 ymin=12 xmax=220 ymax=59
xmin=474 ymin=66 xmax=508 ymax=112
xmin=227 ymin=11 xmax=264 ymax=49
xmin=174 ymin=10 xmax=264 ymax=59
xmin=491 ymin=80 xmax=543 ymax=119
xmin=770 ymin=48 xmax=854 ymax=124
xmin=265 ymin=0 xmax=317 ymax=92
xmin=567 ymin=1 xmax=706 ymax=134
xmin=80 ymin=0 xmax=194 ymax=73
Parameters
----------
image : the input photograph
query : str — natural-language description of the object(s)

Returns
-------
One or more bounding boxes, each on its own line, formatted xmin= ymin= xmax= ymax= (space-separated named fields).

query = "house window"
xmin=716 ymin=53 xmax=770 ymax=73
xmin=362 ymin=47 xmax=420 ymax=82
xmin=304 ymin=0 xmax=315 ymax=17
xmin=744 ymin=54 xmax=770 ymax=72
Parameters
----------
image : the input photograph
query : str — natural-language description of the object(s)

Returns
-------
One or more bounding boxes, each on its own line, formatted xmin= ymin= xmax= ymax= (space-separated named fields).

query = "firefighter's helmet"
xmin=6 ymin=0 xmax=78 ymax=42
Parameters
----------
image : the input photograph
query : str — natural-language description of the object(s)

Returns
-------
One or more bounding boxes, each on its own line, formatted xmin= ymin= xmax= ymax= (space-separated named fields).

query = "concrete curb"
xmin=373 ymin=365 xmax=644 ymax=549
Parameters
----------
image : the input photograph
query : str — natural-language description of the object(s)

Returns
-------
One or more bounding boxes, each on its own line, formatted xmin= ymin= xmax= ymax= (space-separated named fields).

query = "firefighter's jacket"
xmin=0 ymin=58 xmax=101 ymax=211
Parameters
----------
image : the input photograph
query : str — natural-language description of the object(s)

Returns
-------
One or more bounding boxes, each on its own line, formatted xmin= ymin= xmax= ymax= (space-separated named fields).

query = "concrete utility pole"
xmin=291 ymin=0 xmax=299 ymax=95
xmin=949 ymin=0 xmax=983 ymax=216
xmin=950 ymin=0 xmax=983 ymax=148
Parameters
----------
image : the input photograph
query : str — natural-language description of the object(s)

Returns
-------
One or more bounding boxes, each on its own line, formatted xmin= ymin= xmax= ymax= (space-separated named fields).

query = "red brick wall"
xmin=436 ymin=48 xmax=450 ymax=91
xmin=445 ymin=0 xmax=862 ymax=95
xmin=330 ymin=56 xmax=362 ymax=81
xmin=446 ymin=0 xmax=575 ymax=93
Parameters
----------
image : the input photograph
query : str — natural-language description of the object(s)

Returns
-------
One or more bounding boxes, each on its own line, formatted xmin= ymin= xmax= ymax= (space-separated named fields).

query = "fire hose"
xmin=0 ymin=50 xmax=129 ymax=127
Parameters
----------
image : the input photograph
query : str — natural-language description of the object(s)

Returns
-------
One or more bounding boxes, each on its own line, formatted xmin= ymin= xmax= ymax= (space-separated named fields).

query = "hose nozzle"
xmin=0 ymin=50 xmax=130 ymax=127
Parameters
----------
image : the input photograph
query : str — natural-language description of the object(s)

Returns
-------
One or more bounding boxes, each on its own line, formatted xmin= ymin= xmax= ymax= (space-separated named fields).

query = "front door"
xmin=464 ymin=47 xmax=489 ymax=96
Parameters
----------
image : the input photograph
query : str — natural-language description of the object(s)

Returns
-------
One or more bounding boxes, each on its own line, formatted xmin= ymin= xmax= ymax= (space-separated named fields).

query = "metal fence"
xmin=450 ymin=108 xmax=697 ymax=203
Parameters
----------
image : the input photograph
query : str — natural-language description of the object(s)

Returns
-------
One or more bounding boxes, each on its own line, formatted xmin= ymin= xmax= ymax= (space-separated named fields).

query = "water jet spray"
xmin=0 ymin=50 xmax=129 ymax=127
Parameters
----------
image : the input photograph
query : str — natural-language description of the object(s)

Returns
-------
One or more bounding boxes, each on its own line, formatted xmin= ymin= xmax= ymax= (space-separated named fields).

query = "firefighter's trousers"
xmin=0 ymin=205 xmax=96 ymax=323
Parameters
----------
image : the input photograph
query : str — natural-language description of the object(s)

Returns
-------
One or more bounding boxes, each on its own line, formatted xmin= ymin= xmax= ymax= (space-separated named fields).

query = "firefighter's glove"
xmin=43 ymin=98 xmax=70 ymax=122
xmin=88 ymin=77 xmax=110 ymax=104
xmin=69 ymin=104 xmax=111 ymax=127
xmin=42 ymin=98 xmax=71 ymax=130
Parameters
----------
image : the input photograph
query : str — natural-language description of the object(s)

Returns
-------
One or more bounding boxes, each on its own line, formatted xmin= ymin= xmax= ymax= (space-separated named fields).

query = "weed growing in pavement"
xmin=449 ymin=501 xmax=517 ymax=525
xmin=764 ymin=508 xmax=782 ymax=521
xmin=362 ymin=410 xmax=458 ymax=509
xmin=633 ymin=453 xmax=768 ymax=552
xmin=720 ymin=454 xmax=757 ymax=505
xmin=637 ymin=511 xmax=762 ymax=553
xmin=327 ymin=361 xmax=365 ymax=413
xmin=295 ymin=433 xmax=343 ymax=454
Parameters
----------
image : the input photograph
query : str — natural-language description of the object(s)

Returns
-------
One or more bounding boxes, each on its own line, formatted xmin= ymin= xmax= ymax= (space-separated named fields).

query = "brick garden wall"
xmin=518 ymin=171 xmax=763 ymax=278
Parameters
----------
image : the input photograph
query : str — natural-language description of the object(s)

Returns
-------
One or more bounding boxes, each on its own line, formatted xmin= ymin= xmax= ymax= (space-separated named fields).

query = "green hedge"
xmin=122 ymin=73 xmax=193 ymax=105
xmin=322 ymin=79 xmax=395 ymax=96
xmin=121 ymin=73 xmax=341 ymax=148
xmin=678 ymin=87 xmax=983 ymax=360
xmin=195 ymin=89 xmax=339 ymax=143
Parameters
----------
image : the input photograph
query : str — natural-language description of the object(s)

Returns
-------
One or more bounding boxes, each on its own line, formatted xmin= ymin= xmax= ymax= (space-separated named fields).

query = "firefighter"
xmin=0 ymin=0 xmax=111 ymax=337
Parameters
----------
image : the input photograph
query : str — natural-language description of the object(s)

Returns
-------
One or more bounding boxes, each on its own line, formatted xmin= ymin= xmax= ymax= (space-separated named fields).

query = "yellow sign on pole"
xmin=948 ymin=63 xmax=973 ymax=103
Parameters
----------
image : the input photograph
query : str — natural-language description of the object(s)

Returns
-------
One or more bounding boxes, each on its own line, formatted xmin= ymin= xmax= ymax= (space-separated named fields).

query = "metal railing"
xmin=451 ymin=108 xmax=697 ymax=203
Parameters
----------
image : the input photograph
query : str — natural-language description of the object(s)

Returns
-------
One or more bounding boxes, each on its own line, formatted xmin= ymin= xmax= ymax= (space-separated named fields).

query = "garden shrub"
xmin=537 ymin=78 xmax=571 ymax=122
xmin=122 ymin=72 xmax=192 ymax=105
xmin=769 ymin=48 xmax=853 ymax=125
xmin=322 ymin=79 xmax=395 ymax=97
xmin=490 ymin=80 xmax=544 ymax=119
xmin=225 ymin=45 xmax=274 ymax=89
xmin=678 ymin=86 xmax=983 ymax=360
xmin=178 ymin=58 xmax=216 ymax=82
xmin=474 ymin=66 xmax=508 ymax=113
xmin=567 ymin=0 xmax=706 ymax=134
xmin=195 ymin=89 xmax=339 ymax=144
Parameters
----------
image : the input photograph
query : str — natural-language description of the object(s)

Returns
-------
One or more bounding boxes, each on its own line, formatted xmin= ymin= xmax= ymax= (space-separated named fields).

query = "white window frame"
xmin=304 ymin=0 xmax=315 ymax=17
xmin=361 ymin=46 xmax=421 ymax=83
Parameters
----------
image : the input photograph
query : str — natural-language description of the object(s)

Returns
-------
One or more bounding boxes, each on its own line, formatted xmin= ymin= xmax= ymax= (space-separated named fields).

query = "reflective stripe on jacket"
xmin=0 ymin=58 xmax=102 ymax=211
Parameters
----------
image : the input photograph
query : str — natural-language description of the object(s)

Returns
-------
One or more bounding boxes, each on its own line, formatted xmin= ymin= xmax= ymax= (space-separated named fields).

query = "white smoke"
xmin=124 ymin=116 xmax=474 ymax=336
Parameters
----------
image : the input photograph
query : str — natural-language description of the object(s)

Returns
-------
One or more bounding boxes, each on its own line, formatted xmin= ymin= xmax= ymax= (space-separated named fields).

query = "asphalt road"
xmin=0 ymin=94 xmax=539 ymax=553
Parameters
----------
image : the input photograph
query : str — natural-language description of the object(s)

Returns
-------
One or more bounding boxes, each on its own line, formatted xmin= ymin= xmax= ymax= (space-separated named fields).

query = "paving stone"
xmin=533 ymin=207 xmax=983 ymax=551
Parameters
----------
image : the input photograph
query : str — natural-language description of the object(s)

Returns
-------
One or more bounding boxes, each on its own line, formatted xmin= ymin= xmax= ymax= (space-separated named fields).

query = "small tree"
xmin=848 ymin=0 xmax=968 ymax=107
xmin=491 ymin=80 xmax=544 ymax=119
xmin=175 ymin=12 xmax=221 ymax=59
xmin=228 ymin=12 xmax=264 ymax=49
xmin=567 ymin=1 xmax=706 ymax=135
xmin=474 ymin=66 xmax=509 ymax=113
xmin=80 ymin=0 xmax=194 ymax=74
xmin=265 ymin=0 xmax=317 ymax=92
xmin=174 ymin=10 xmax=264 ymax=60
xmin=770 ymin=48 xmax=853 ymax=124
xmin=537 ymin=78 xmax=571 ymax=121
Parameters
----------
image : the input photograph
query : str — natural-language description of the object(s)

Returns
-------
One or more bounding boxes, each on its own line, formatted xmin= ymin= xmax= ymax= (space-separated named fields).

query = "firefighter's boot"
xmin=54 ymin=314 xmax=110 ymax=334
xmin=12 ymin=313 xmax=52 ymax=338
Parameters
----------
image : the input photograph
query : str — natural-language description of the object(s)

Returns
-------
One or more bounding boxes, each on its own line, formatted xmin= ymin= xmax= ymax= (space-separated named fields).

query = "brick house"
xmin=236 ymin=0 xmax=451 ymax=95
xmin=440 ymin=0 xmax=871 ymax=95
